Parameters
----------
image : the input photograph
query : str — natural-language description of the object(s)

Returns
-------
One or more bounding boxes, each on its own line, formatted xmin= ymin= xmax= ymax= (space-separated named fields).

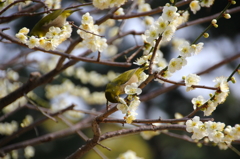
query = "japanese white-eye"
xmin=30 ymin=8 xmax=79 ymax=37
xmin=105 ymin=67 xmax=148 ymax=103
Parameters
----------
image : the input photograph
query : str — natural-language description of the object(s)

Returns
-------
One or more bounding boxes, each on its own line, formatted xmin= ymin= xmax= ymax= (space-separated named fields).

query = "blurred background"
xmin=1 ymin=0 xmax=240 ymax=159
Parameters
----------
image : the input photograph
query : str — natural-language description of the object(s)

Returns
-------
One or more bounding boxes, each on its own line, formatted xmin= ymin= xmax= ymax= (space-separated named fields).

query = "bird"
xmin=30 ymin=8 xmax=79 ymax=37
xmin=105 ymin=66 xmax=148 ymax=104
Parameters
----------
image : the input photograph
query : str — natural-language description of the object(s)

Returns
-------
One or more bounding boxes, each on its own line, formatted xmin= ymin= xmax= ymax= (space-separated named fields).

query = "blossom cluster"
xmin=45 ymin=79 xmax=106 ymax=105
xmin=0 ymin=146 xmax=35 ymax=159
xmin=0 ymin=0 xmax=32 ymax=10
xmin=168 ymin=40 xmax=204 ymax=74
xmin=186 ymin=116 xmax=240 ymax=150
xmin=0 ymin=69 xmax=30 ymax=114
xmin=93 ymin=0 xmax=127 ymax=10
xmin=143 ymin=5 xmax=182 ymax=46
xmin=16 ymin=22 xmax=72 ymax=51
xmin=137 ymin=4 xmax=204 ymax=83
xmin=64 ymin=66 xmax=116 ymax=87
xmin=0 ymin=121 xmax=18 ymax=136
xmin=0 ymin=150 xmax=18 ymax=159
xmin=189 ymin=0 xmax=215 ymax=14
xmin=192 ymin=76 xmax=229 ymax=116
xmin=77 ymin=12 xmax=108 ymax=52
xmin=45 ymin=0 xmax=61 ymax=9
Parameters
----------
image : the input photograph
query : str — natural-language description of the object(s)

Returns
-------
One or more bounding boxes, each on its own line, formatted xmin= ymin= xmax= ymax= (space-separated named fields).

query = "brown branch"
xmin=0 ymin=105 xmax=75 ymax=148
xmin=140 ymin=53 xmax=240 ymax=102
xmin=0 ymin=106 xmax=24 ymax=122
xmin=107 ymin=30 xmax=143 ymax=45
xmin=0 ymin=27 xmax=132 ymax=110
xmin=126 ymin=46 xmax=144 ymax=63
xmin=0 ymin=114 xmax=92 ymax=157
xmin=156 ymin=75 xmax=218 ymax=90
xmin=161 ymin=131 xmax=201 ymax=144
xmin=66 ymin=104 xmax=119 ymax=158
xmin=0 ymin=30 xmax=131 ymax=68
xmin=66 ymin=119 xmax=101 ymax=159
xmin=59 ymin=115 xmax=108 ymax=159
xmin=112 ymin=45 xmax=142 ymax=61
xmin=98 ymin=117 xmax=213 ymax=124
xmin=111 ymin=0 xmax=192 ymax=20
xmin=178 ymin=6 xmax=240 ymax=29
xmin=149 ymin=36 xmax=162 ymax=74
xmin=0 ymin=2 xmax=45 ymax=24
xmin=100 ymin=124 xmax=186 ymax=141
xmin=55 ymin=7 xmax=121 ymax=70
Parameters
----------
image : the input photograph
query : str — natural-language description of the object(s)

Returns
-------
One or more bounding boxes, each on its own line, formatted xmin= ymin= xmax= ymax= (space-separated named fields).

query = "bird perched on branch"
xmin=30 ymin=8 xmax=80 ymax=37
xmin=105 ymin=66 xmax=148 ymax=104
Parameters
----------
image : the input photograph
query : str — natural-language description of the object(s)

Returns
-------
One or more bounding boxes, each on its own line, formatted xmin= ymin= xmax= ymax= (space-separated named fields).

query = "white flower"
xmin=125 ymin=111 xmax=137 ymax=124
xmin=162 ymin=25 xmax=176 ymax=42
xmin=81 ymin=12 xmax=94 ymax=24
xmin=185 ymin=74 xmax=200 ymax=91
xmin=178 ymin=41 xmax=194 ymax=57
xmin=128 ymin=96 xmax=141 ymax=112
xmin=145 ymin=25 xmax=159 ymax=46
xmin=168 ymin=57 xmax=186 ymax=73
xmin=93 ymin=0 xmax=127 ymax=10
xmin=205 ymin=121 xmax=225 ymax=134
xmin=16 ymin=33 xmax=28 ymax=43
xmin=19 ymin=27 xmax=29 ymax=34
xmin=138 ymin=3 xmax=152 ymax=12
xmin=218 ymin=142 xmax=229 ymax=150
xmin=114 ymin=7 xmax=125 ymax=16
xmin=186 ymin=116 xmax=202 ymax=133
xmin=213 ymin=76 xmax=229 ymax=93
xmin=191 ymin=124 xmax=207 ymax=140
xmin=191 ymin=95 xmax=206 ymax=110
xmin=134 ymin=56 xmax=149 ymax=66
xmin=21 ymin=115 xmax=34 ymax=128
xmin=27 ymin=36 xmax=40 ymax=48
xmin=154 ymin=17 xmax=168 ymax=34
xmin=200 ymin=0 xmax=215 ymax=7
xmin=204 ymin=100 xmax=217 ymax=116
xmin=190 ymin=1 xmax=201 ymax=14
xmin=45 ymin=26 xmax=61 ymax=38
xmin=117 ymin=150 xmax=143 ymax=159
xmin=0 ymin=121 xmax=18 ymax=135
xmin=117 ymin=103 xmax=128 ymax=114
xmin=96 ymin=37 xmax=108 ymax=52
xmin=208 ymin=130 xmax=224 ymax=143
xmin=162 ymin=5 xmax=179 ymax=22
xmin=192 ymin=42 xmax=204 ymax=55
xmin=192 ymin=123 xmax=207 ymax=140
xmin=24 ymin=146 xmax=35 ymax=158
xmin=215 ymin=92 xmax=228 ymax=104
xmin=124 ymin=83 xmax=142 ymax=95
xmin=138 ymin=71 xmax=149 ymax=84
xmin=143 ymin=16 xmax=154 ymax=26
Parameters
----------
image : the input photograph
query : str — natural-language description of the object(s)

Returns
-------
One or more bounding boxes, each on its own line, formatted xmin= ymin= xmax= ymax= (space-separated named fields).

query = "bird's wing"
xmin=30 ymin=9 xmax=64 ymax=36
xmin=113 ymin=69 xmax=137 ymax=86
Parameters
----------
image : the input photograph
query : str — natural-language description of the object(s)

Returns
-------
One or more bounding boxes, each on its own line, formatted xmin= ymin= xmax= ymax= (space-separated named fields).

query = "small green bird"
xmin=30 ymin=8 xmax=79 ymax=37
xmin=105 ymin=67 xmax=147 ymax=103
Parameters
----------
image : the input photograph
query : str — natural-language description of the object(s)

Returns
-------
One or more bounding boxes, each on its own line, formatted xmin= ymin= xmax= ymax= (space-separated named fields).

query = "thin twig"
xmin=24 ymin=94 xmax=58 ymax=122
xmin=156 ymin=75 xmax=218 ymax=91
